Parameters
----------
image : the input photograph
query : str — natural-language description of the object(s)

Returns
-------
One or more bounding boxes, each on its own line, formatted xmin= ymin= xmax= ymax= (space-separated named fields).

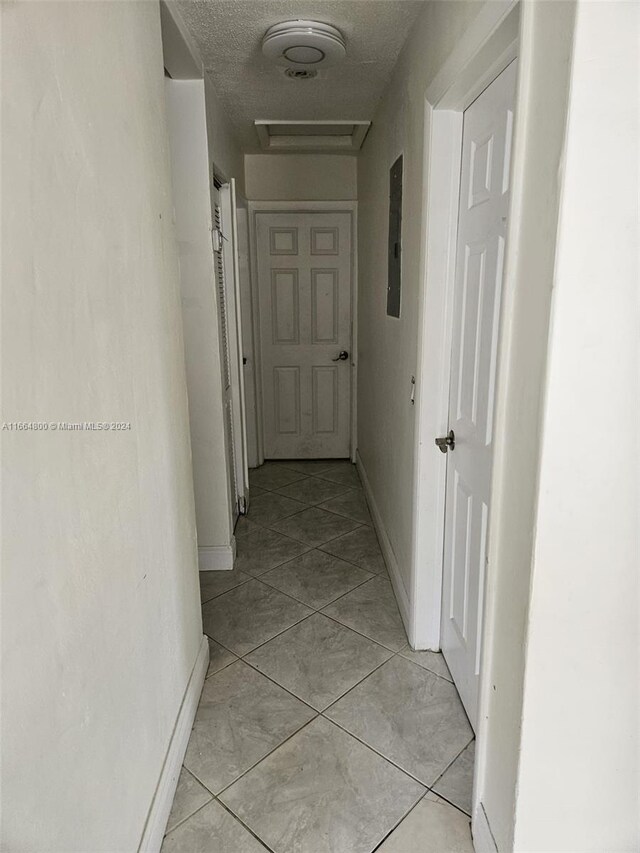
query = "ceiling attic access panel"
xmin=254 ymin=120 xmax=370 ymax=153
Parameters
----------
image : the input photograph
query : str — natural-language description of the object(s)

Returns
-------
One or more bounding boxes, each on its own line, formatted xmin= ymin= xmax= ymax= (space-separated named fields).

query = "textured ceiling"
xmin=176 ymin=0 xmax=426 ymax=151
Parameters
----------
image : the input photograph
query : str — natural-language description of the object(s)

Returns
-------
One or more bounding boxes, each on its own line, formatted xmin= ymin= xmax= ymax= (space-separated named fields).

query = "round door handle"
xmin=435 ymin=430 xmax=455 ymax=453
xmin=332 ymin=350 xmax=349 ymax=362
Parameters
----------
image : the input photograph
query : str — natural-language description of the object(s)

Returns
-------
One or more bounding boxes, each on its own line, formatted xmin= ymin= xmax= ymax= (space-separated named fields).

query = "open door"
xmin=440 ymin=60 xmax=517 ymax=729
xmin=213 ymin=179 xmax=249 ymax=519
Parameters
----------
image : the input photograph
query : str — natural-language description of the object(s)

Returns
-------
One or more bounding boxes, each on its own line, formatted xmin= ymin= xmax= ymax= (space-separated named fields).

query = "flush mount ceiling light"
xmin=262 ymin=20 xmax=346 ymax=69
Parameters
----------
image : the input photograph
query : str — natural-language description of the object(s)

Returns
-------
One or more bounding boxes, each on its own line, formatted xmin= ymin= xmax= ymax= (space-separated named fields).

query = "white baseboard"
xmin=356 ymin=452 xmax=411 ymax=637
xmin=198 ymin=537 xmax=236 ymax=571
xmin=472 ymin=803 xmax=499 ymax=853
xmin=138 ymin=635 xmax=209 ymax=852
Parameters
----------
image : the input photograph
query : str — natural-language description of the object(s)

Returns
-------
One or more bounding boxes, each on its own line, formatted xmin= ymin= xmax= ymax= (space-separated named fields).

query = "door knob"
xmin=332 ymin=350 xmax=349 ymax=362
xmin=435 ymin=430 xmax=455 ymax=453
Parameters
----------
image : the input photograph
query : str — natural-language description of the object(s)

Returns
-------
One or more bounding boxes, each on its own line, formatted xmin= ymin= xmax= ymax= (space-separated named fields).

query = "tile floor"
xmin=162 ymin=460 xmax=476 ymax=853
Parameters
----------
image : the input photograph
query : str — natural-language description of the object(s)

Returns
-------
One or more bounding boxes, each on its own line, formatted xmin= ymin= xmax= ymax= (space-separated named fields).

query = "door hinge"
xmin=211 ymin=228 xmax=223 ymax=252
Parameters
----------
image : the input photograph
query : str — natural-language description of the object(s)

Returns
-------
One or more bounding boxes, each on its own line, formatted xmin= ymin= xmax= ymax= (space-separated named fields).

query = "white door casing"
xmin=222 ymin=180 xmax=249 ymax=506
xmin=441 ymin=60 xmax=517 ymax=729
xmin=256 ymin=212 xmax=352 ymax=459
xmin=235 ymin=193 xmax=260 ymax=470
xmin=214 ymin=181 xmax=248 ymax=522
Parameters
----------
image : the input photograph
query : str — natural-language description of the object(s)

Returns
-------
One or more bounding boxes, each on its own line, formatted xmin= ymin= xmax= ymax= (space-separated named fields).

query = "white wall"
xmin=245 ymin=154 xmax=357 ymax=200
xmin=1 ymin=2 xmax=202 ymax=850
xmin=356 ymin=0 xmax=480 ymax=609
xmin=165 ymin=79 xmax=234 ymax=551
xmin=511 ymin=2 xmax=639 ymax=849
xmin=475 ymin=2 xmax=578 ymax=848
xmin=162 ymin=1 xmax=246 ymax=557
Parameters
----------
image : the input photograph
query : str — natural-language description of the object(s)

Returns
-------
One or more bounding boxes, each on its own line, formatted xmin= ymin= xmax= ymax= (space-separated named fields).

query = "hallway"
xmin=162 ymin=461 xmax=475 ymax=853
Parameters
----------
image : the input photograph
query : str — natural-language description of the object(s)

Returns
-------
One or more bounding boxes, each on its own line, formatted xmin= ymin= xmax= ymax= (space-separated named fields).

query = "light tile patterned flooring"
xmin=162 ymin=460 xmax=475 ymax=853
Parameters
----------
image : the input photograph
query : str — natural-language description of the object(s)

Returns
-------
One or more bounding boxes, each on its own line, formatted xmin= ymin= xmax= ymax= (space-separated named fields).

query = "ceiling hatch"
xmin=254 ymin=120 xmax=371 ymax=153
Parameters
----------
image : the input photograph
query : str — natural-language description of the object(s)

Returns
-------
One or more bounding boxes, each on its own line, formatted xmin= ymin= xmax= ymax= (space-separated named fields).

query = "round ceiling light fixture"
xmin=262 ymin=20 xmax=346 ymax=69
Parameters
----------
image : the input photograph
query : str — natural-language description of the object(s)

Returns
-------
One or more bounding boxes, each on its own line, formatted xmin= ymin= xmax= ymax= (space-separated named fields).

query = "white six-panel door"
xmin=441 ymin=60 xmax=517 ymax=729
xmin=256 ymin=212 xmax=352 ymax=459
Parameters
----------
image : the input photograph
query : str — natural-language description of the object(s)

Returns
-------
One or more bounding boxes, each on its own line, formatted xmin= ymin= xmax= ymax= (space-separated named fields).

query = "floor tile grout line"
xmin=177 ymin=711 xmax=469 ymax=849
xmin=237 ymin=525 xmax=388 ymax=579
xmin=213 ymin=797 xmax=276 ymax=852
xmin=162 ymin=768 xmax=214 ymax=837
xmin=320 ymin=654 xmax=401 ymax=715
xmin=204 ymin=656 xmax=237 ymax=680
xmin=396 ymin=648 xmax=459 ymax=685
xmin=240 ymin=656 xmax=324 ymax=715
xmin=199 ymin=573 xmax=252 ymax=606
xmin=261 ymin=506 xmax=365 ymax=541
xmin=204 ymin=604 xmax=454 ymax=704
xmin=318 ymin=711 xmax=439 ymax=792
xmin=263 ymin=514 xmax=363 ymax=545
xmin=252 ymin=541 xmax=373 ymax=578
xmin=271 ymin=479 xmax=354 ymax=505
xmin=182 ymin=715 xmax=317 ymax=810
xmin=252 ymin=460 xmax=351 ymax=479
xmin=235 ymin=574 xmax=400 ymax=656
xmin=202 ymin=567 xmax=452 ymax=677
xmin=202 ymin=630 xmax=240 ymax=662
xmin=256 ymin=563 xmax=377 ymax=612
xmin=203 ymin=573 xmax=316 ymax=624
xmin=214 ymin=714 xmax=320 ymax=801
xmin=248 ymin=472 xmax=308 ymax=491
xmin=428 ymin=734 xmax=476 ymax=792
xmin=318 ymin=605 xmax=407 ymax=654
xmin=316 ymin=543 xmax=389 ymax=576
xmin=162 ymin=796 xmax=214 ymax=840
xmin=370 ymin=789 xmax=434 ymax=852
xmin=211 ymin=710 xmax=438 ymax=846
xmin=209 ymin=587 xmax=398 ymax=665
xmin=243 ymin=639 xmax=394 ymax=716
xmin=207 ymin=605 xmax=315 ymax=660
xmin=315 ymin=503 xmax=374 ymax=527
xmin=164 ymin=776 xmax=277 ymax=852
xmin=427 ymin=787 xmax=473 ymax=819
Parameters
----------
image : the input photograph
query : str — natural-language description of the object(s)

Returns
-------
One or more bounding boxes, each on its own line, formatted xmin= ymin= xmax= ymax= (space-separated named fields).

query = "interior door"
xmin=256 ymin=211 xmax=352 ymax=459
xmin=441 ymin=60 xmax=517 ymax=729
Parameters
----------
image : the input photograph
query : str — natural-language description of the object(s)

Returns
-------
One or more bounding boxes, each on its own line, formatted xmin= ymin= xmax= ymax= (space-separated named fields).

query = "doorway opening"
xmin=247 ymin=202 xmax=358 ymax=465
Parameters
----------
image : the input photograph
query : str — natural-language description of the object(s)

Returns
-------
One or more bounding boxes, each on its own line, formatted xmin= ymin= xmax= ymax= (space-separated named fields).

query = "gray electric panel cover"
xmin=387 ymin=154 xmax=403 ymax=318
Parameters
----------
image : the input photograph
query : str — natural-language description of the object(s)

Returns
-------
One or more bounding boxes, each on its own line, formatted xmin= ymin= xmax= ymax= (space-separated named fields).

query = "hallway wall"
xmin=356 ymin=1 xmax=480 ymax=614
xmin=245 ymin=154 xmax=357 ymax=201
xmin=165 ymin=79 xmax=235 ymax=557
xmin=511 ymin=1 xmax=639 ymax=847
xmin=1 ymin=3 xmax=202 ymax=850
xmin=161 ymin=0 xmax=246 ymax=563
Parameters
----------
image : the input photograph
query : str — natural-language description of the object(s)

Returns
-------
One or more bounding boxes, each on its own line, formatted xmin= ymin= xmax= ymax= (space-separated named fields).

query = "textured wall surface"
xmin=1 ymin=3 xmax=202 ymax=849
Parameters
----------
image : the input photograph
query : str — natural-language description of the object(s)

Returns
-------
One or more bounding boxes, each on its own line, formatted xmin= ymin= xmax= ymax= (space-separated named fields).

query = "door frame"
xmin=248 ymin=201 xmax=358 ymax=464
xmin=411 ymin=2 xmax=520 ymax=847
xmin=220 ymin=179 xmax=250 ymax=510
